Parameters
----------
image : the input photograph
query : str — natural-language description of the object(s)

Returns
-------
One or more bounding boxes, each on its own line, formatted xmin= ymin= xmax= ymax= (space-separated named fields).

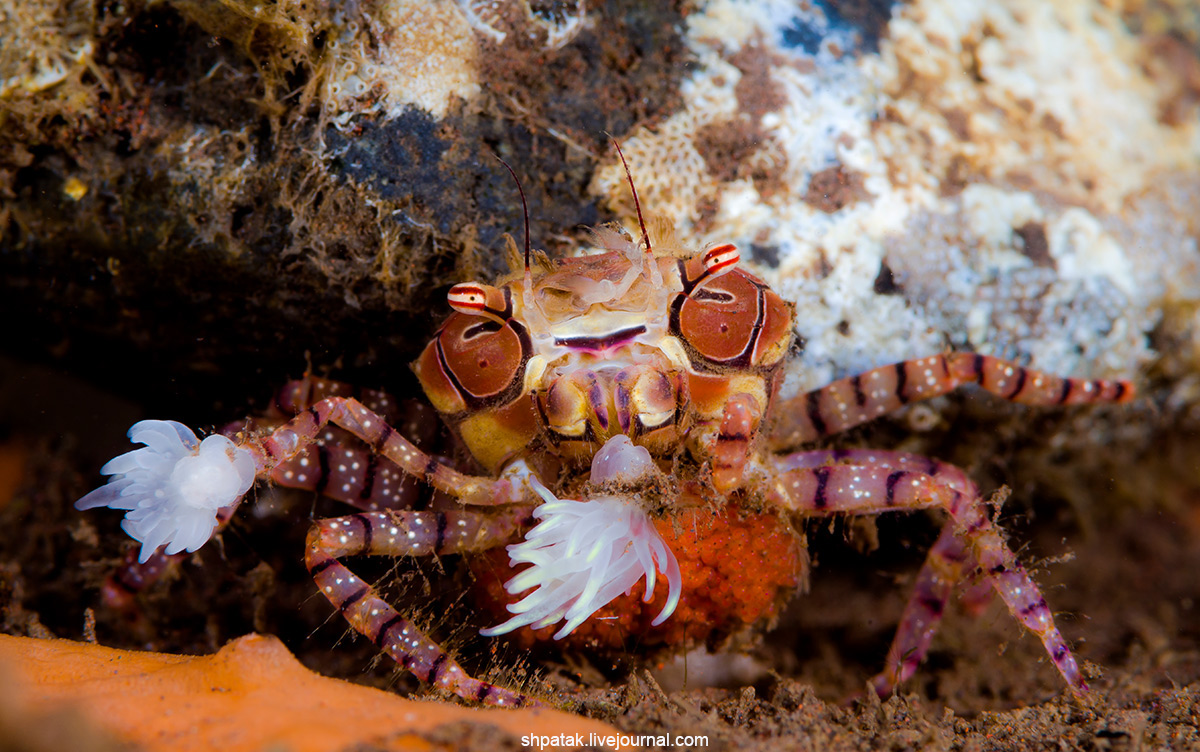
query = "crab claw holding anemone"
xmin=480 ymin=436 xmax=682 ymax=640
xmin=76 ymin=420 xmax=256 ymax=563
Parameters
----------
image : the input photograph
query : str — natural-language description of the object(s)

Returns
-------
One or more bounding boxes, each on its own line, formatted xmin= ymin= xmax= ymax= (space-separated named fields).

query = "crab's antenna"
xmin=608 ymin=135 xmax=661 ymax=286
xmin=494 ymin=155 xmax=531 ymax=277
xmin=494 ymin=154 xmax=549 ymax=330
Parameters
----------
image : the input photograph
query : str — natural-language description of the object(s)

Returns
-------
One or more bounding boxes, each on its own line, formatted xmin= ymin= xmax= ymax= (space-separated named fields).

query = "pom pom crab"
xmin=78 ymin=155 xmax=1134 ymax=708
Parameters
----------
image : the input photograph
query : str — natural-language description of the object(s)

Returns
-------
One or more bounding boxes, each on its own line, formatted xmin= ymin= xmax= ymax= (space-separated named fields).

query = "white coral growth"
xmin=76 ymin=420 xmax=257 ymax=563
xmin=480 ymin=475 xmax=682 ymax=640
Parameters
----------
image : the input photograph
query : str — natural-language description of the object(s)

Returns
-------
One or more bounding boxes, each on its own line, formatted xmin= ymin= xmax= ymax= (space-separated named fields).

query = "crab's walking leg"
xmin=267 ymin=441 xmax=429 ymax=511
xmin=269 ymin=375 xmax=444 ymax=451
xmin=226 ymin=413 xmax=432 ymax=512
xmin=96 ymin=506 xmax=239 ymax=610
xmin=771 ymin=353 xmax=1134 ymax=447
xmin=776 ymin=450 xmax=985 ymax=695
xmin=96 ymin=397 xmax=519 ymax=606
xmin=252 ymin=397 xmax=529 ymax=507
xmin=99 ymin=382 xmax=432 ymax=605
xmin=305 ymin=508 xmax=540 ymax=707
xmin=870 ymin=525 xmax=976 ymax=696
xmin=248 ymin=376 xmax=443 ymax=511
xmin=768 ymin=450 xmax=1086 ymax=694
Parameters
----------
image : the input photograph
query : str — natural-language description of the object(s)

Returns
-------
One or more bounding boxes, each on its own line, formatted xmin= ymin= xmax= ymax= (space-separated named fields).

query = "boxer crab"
xmin=77 ymin=158 xmax=1133 ymax=708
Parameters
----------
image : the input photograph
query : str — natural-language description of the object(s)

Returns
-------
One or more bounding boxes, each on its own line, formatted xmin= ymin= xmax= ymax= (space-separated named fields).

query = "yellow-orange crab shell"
xmin=411 ymin=243 xmax=795 ymax=474
xmin=469 ymin=506 xmax=804 ymax=652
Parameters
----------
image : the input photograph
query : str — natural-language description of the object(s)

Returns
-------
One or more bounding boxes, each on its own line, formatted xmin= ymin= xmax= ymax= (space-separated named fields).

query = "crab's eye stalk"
xmin=699 ymin=244 xmax=739 ymax=284
xmin=446 ymin=284 xmax=487 ymax=313
xmin=678 ymin=244 xmax=740 ymax=296
xmin=447 ymin=283 xmax=508 ymax=324
xmin=671 ymin=246 xmax=792 ymax=369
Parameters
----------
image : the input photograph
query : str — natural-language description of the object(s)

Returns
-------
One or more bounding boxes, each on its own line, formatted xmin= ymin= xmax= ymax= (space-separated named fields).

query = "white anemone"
xmin=480 ymin=474 xmax=682 ymax=640
xmin=76 ymin=420 xmax=257 ymax=563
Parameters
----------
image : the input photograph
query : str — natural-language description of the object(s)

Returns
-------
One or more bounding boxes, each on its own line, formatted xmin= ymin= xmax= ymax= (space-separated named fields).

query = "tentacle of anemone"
xmin=481 ymin=438 xmax=682 ymax=641
xmin=76 ymin=420 xmax=256 ymax=562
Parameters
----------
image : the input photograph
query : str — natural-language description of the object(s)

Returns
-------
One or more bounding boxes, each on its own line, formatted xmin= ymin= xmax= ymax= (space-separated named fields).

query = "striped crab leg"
xmin=770 ymin=353 xmax=1134 ymax=448
xmin=269 ymin=375 xmax=419 ymax=431
xmin=249 ymin=396 xmax=530 ymax=508
xmin=227 ymin=413 xmax=432 ymax=513
xmin=262 ymin=439 xmax=428 ymax=511
xmin=776 ymin=449 xmax=992 ymax=696
xmin=95 ymin=392 xmax=542 ymax=701
xmin=245 ymin=397 xmax=549 ymax=703
xmin=305 ymin=507 xmax=541 ymax=706
xmin=869 ymin=524 xmax=979 ymax=697
xmin=768 ymin=449 xmax=1087 ymax=695
xmin=257 ymin=375 xmax=444 ymax=511
xmin=243 ymin=374 xmax=453 ymax=511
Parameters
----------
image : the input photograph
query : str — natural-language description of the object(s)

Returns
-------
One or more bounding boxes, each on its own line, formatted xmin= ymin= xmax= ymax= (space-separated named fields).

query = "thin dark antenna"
xmin=494 ymin=155 xmax=531 ymax=273
xmin=608 ymin=136 xmax=651 ymax=255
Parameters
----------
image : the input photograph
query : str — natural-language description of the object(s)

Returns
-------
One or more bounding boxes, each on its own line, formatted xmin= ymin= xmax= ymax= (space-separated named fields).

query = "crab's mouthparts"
xmin=554 ymin=325 xmax=646 ymax=353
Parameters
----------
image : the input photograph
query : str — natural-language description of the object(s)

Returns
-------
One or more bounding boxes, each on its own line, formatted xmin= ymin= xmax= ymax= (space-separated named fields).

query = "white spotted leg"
xmin=77 ymin=388 xmax=545 ymax=705
xmin=767 ymin=448 xmax=1087 ymax=696
xmin=248 ymin=396 xmax=531 ymax=507
xmin=248 ymin=375 xmax=439 ymax=512
xmin=305 ymin=507 xmax=542 ymax=706
xmin=238 ymin=396 xmax=553 ymax=704
xmin=867 ymin=524 xmax=979 ymax=697
xmin=770 ymin=353 xmax=1134 ymax=449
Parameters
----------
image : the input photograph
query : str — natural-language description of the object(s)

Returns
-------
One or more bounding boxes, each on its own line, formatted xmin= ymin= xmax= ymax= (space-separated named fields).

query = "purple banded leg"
xmin=222 ymin=417 xmax=426 ymax=513
xmin=767 ymin=451 xmax=1087 ymax=695
xmin=777 ymin=449 xmax=985 ymax=695
xmin=267 ymin=443 xmax=424 ymax=512
xmin=770 ymin=353 xmax=1135 ymax=447
xmin=248 ymin=397 xmax=529 ymax=507
xmin=304 ymin=508 xmax=540 ymax=706
xmin=261 ymin=376 xmax=441 ymax=511
xmin=225 ymin=419 xmax=434 ymax=514
xmin=773 ymin=448 xmax=980 ymax=494
xmin=271 ymin=375 xmax=411 ymax=430
xmin=869 ymin=525 xmax=975 ymax=697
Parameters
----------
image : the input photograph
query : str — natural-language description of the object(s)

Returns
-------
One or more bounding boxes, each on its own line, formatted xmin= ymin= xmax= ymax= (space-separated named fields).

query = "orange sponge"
xmin=473 ymin=507 xmax=803 ymax=651
xmin=0 ymin=633 xmax=623 ymax=751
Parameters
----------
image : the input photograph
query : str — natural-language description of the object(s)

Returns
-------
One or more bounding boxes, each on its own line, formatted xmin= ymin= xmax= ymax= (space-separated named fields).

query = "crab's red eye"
xmin=672 ymin=270 xmax=792 ymax=369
